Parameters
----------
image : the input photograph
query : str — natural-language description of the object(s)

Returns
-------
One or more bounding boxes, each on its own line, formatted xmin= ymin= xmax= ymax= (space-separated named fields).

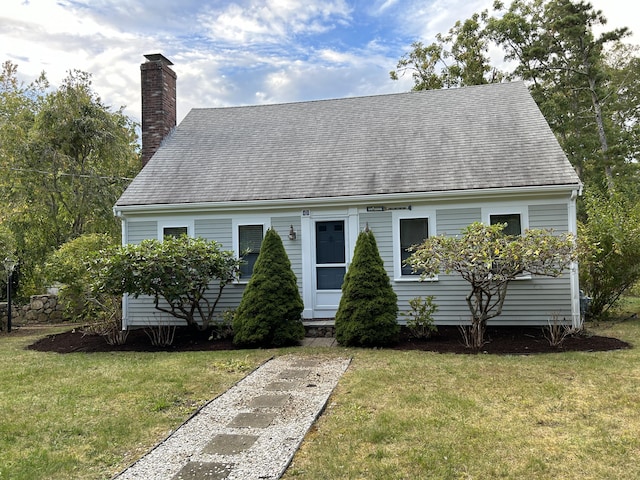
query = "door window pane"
xmin=317 ymin=267 xmax=346 ymax=290
xmin=316 ymin=221 xmax=345 ymax=264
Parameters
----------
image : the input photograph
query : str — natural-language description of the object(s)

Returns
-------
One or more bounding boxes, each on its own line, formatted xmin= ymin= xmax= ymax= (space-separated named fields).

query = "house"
xmin=114 ymin=54 xmax=583 ymax=330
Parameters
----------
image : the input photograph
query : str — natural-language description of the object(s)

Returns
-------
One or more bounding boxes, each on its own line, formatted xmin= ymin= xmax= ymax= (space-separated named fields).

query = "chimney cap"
xmin=143 ymin=53 xmax=174 ymax=66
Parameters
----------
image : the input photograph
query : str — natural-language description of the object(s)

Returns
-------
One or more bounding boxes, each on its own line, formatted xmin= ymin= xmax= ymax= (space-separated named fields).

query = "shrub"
xmin=210 ymin=309 xmax=235 ymax=341
xmin=233 ymin=228 xmax=305 ymax=347
xmin=0 ymin=224 xmax=17 ymax=302
xmin=95 ymin=236 xmax=241 ymax=331
xmin=543 ymin=313 xmax=574 ymax=347
xmin=578 ymin=190 xmax=640 ymax=318
xmin=80 ymin=296 xmax=129 ymax=345
xmin=403 ymin=296 xmax=438 ymax=339
xmin=144 ymin=324 xmax=177 ymax=347
xmin=409 ymin=222 xmax=576 ymax=349
xmin=335 ymin=228 xmax=399 ymax=347
xmin=45 ymin=233 xmax=116 ymax=322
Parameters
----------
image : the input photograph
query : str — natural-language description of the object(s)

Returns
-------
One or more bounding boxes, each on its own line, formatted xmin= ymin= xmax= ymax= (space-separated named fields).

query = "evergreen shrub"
xmin=233 ymin=228 xmax=305 ymax=347
xmin=335 ymin=228 xmax=399 ymax=346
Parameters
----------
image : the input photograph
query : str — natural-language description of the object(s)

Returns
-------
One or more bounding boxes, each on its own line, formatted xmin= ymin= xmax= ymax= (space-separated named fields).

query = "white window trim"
xmin=482 ymin=205 xmax=531 ymax=280
xmin=157 ymin=220 xmax=194 ymax=241
xmin=392 ymin=207 xmax=438 ymax=282
xmin=482 ymin=205 xmax=529 ymax=232
xmin=232 ymin=216 xmax=271 ymax=284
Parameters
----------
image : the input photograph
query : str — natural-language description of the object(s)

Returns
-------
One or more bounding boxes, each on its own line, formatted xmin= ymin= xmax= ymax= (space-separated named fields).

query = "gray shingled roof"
xmin=116 ymin=82 xmax=580 ymax=207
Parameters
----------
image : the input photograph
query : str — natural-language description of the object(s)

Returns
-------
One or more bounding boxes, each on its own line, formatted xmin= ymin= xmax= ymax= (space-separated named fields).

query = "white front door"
xmin=313 ymin=219 xmax=346 ymax=317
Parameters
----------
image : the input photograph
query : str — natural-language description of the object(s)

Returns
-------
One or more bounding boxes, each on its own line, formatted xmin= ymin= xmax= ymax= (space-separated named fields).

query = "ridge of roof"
xmin=189 ymin=81 xmax=524 ymax=112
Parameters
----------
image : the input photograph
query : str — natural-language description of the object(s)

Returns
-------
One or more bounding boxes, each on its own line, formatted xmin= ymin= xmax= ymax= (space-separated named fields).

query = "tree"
xmin=0 ymin=63 xmax=139 ymax=297
xmin=487 ymin=0 xmax=632 ymax=192
xmin=95 ymin=236 xmax=241 ymax=331
xmin=409 ymin=222 xmax=576 ymax=349
xmin=578 ymin=190 xmax=640 ymax=317
xmin=391 ymin=0 xmax=639 ymax=193
xmin=233 ymin=228 xmax=305 ymax=348
xmin=390 ymin=12 xmax=503 ymax=90
xmin=335 ymin=228 xmax=399 ymax=347
xmin=602 ymin=43 xmax=640 ymax=194
xmin=44 ymin=233 xmax=116 ymax=322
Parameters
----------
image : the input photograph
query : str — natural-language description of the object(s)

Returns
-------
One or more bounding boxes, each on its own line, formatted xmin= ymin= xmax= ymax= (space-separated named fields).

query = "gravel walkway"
xmin=113 ymin=354 xmax=351 ymax=480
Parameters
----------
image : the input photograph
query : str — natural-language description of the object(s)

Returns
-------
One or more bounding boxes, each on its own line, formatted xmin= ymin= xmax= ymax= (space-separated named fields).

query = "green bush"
xmin=402 ymin=296 xmax=438 ymax=339
xmin=45 ymin=233 xmax=116 ymax=322
xmin=95 ymin=235 xmax=240 ymax=331
xmin=579 ymin=190 xmax=640 ymax=318
xmin=335 ymin=229 xmax=399 ymax=347
xmin=233 ymin=228 xmax=305 ymax=347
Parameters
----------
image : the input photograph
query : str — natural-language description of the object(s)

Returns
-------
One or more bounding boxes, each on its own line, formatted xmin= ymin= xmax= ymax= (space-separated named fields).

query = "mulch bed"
xmin=25 ymin=325 xmax=631 ymax=355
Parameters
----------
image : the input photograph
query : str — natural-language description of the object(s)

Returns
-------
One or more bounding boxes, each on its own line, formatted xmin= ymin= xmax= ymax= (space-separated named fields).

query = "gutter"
xmin=113 ymin=183 xmax=581 ymax=216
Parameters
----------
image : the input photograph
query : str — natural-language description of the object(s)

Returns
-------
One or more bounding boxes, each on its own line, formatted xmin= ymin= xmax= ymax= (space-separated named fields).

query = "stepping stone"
xmin=249 ymin=394 xmax=289 ymax=409
xmin=172 ymin=461 xmax=231 ymax=480
xmin=228 ymin=412 xmax=276 ymax=428
xmin=264 ymin=380 xmax=299 ymax=391
xmin=203 ymin=434 xmax=258 ymax=456
xmin=278 ymin=369 xmax=310 ymax=379
xmin=292 ymin=359 xmax=320 ymax=368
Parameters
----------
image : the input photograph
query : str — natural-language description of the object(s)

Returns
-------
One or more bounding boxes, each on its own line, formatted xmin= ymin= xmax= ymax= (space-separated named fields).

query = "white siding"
xmin=272 ymin=217 xmax=303 ymax=292
xmin=529 ymin=204 xmax=569 ymax=232
xmin=126 ymin=220 xmax=157 ymax=244
xmin=359 ymin=211 xmax=393 ymax=278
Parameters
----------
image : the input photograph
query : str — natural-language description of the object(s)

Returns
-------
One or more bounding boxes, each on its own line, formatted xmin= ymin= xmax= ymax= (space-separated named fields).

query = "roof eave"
xmin=113 ymin=183 xmax=582 ymax=217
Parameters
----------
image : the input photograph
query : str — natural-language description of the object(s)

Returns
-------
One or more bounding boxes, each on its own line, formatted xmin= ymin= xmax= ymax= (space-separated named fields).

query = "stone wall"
xmin=1 ymin=294 xmax=64 ymax=328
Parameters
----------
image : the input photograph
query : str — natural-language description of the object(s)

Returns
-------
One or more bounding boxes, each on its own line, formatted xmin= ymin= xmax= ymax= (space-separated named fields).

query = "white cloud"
xmin=1 ymin=0 xmax=637 ymax=129
xmin=590 ymin=0 xmax=640 ymax=43
xmin=198 ymin=0 xmax=352 ymax=45
xmin=317 ymin=48 xmax=357 ymax=64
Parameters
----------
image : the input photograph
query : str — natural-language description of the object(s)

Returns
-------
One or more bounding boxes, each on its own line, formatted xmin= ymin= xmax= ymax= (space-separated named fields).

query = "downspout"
xmin=569 ymin=188 xmax=581 ymax=328
xmin=114 ymin=208 xmax=129 ymax=330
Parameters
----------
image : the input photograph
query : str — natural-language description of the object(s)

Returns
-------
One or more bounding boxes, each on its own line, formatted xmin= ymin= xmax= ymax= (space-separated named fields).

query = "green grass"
xmin=284 ymin=310 xmax=640 ymax=479
xmin=0 ymin=327 xmax=271 ymax=479
xmin=2 ymin=303 xmax=640 ymax=479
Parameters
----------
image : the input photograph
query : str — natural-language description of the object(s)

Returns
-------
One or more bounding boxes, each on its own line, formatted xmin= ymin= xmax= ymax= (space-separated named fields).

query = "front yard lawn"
xmin=285 ymin=317 xmax=640 ymax=480
xmin=1 ymin=313 xmax=639 ymax=479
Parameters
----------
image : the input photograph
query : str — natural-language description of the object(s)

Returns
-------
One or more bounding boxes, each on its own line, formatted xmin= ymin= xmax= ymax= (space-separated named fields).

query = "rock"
xmin=31 ymin=299 xmax=44 ymax=310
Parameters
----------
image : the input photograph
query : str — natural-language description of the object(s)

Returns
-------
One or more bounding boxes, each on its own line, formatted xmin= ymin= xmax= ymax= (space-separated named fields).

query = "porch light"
xmin=288 ymin=225 xmax=297 ymax=241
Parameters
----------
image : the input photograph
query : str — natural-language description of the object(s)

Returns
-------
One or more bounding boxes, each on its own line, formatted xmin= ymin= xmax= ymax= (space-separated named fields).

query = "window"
xmin=163 ymin=226 xmax=188 ymax=239
xmin=158 ymin=220 xmax=193 ymax=241
xmin=392 ymin=208 xmax=436 ymax=281
xmin=400 ymin=218 xmax=429 ymax=275
xmin=490 ymin=214 xmax=522 ymax=236
xmin=239 ymin=224 xmax=264 ymax=279
xmin=487 ymin=210 xmax=531 ymax=279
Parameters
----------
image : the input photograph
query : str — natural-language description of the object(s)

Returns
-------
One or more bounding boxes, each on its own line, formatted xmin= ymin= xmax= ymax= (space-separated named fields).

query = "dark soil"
xmin=25 ymin=325 xmax=631 ymax=355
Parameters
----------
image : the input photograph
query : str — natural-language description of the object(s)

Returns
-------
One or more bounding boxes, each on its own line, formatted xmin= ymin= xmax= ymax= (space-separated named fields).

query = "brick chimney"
xmin=140 ymin=53 xmax=176 ymax=167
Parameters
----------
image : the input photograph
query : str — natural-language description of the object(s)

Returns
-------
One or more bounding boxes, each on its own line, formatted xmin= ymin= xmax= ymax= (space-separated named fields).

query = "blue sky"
xmin=1 ymin=0 xmax=638 ymax=125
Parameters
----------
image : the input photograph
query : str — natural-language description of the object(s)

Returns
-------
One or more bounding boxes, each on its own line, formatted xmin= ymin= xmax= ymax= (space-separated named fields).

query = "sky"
xmin=1 ymin=0 xmax=639 ymax=126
